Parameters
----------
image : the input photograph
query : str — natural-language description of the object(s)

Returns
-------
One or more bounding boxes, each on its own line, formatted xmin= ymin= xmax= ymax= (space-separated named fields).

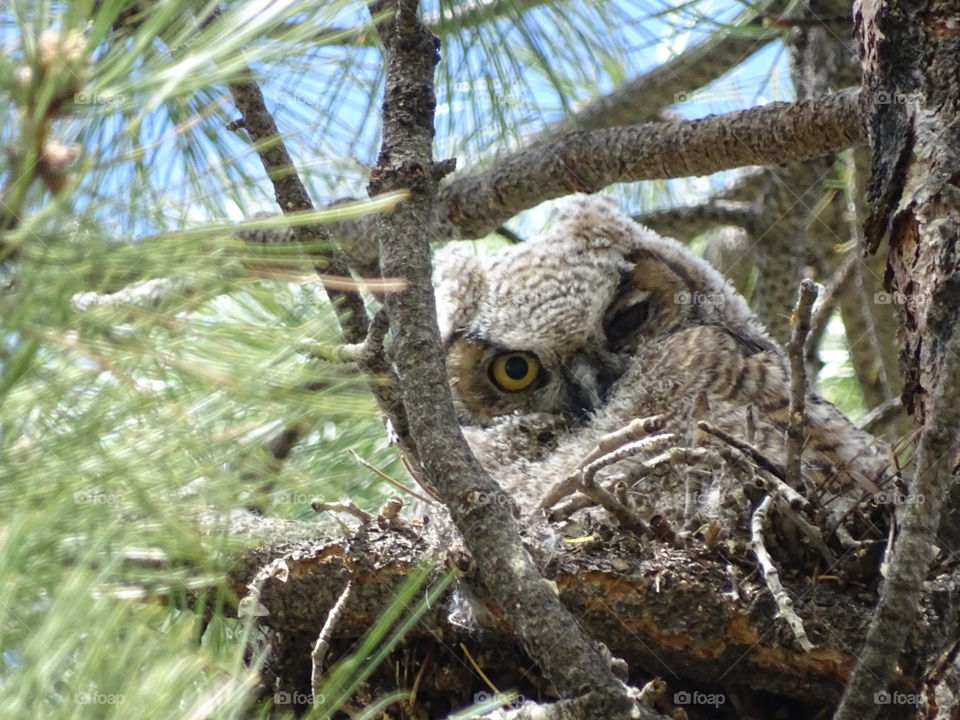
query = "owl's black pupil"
xmin=505 ymin=355 xmax=529 ymax=380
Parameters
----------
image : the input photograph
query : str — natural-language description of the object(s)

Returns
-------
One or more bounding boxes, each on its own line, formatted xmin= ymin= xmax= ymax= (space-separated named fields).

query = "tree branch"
xmin=439 ymin=87 xmax=864 ymax=239
xmin=785 ymin=280 xmax=818 ymax=490
xmin=228 ymin=77 xmax=368 ymax=343
xmin=365 ymin=1 xmax=641 ymax=715
xmin=834 ymin=332 xmax=960 ymax=719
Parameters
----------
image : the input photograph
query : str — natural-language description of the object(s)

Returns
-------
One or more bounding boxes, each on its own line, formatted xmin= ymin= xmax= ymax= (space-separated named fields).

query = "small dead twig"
xmin=859 ymin=396 xmax=904 ymax=434
xmin=785 ymin=280 xmax=819 ymax=490
xmin=311 ymin=580 xmax=355 ymax=697
xmin=697 ymin=421 xmax=786 ymax=479
xmin=755 ymin=469 xmax=811 ymax=513
xmin=310 ymin=500 xmax=374 ymax=525
xmin=579 ymin=473 xmax=650 ymax=537
xmin=623 ymin=446 xmax=724 ymax=487
xmin=348 ymin=449 xmax=438 ymax=505
xmin=459 ymin=643 xmax=501 ymax=696
xmin=751 ymin=496 xmax=814 ymax=651
xmin=805 ymin=251 xmax=858 ymax=372
xmin=764 ymin=485 xmax=837 ymax=565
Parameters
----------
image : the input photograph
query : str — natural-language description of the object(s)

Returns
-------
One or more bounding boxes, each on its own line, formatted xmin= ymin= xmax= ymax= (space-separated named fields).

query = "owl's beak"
xmin=561 ymin=352 xmax=612 ymax=419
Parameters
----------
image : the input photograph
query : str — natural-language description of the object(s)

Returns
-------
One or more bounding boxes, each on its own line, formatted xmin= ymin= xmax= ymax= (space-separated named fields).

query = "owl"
xmin=434 ymin=194 xmax=894 ymax=535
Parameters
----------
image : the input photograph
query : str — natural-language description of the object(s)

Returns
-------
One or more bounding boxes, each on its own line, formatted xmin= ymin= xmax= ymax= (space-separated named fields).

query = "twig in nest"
xmin=785 ymin=279 xmax=818 ymax=490
xmin=754 ymin=469 xmax=811 ymax=513
xmin=548 ymin=494 xmax=594 ymax=522
xmin=623 ymin=445 xmax=724 ymax=488
xmin=750 ymin=496 xmax=814 ymax=651
xmin=311 ymin=580 xmax=354 ymax=697
xmin=348 ymin=449 xmax=438 ymax=504
xmin=310 ymin=499 xmax=373 ymax=525
xmin=747 ymin=469 xmax=836 ymax=564
xmin=806 ymin=252 xmax=857 ymax=371
xmin=859 ymin=396 xmax=903 ymax=434
xmin=762 ymin=481 xmax=837 ymax=565
xmin=697 ymin=421 xmax=786 ymax=480
xmin=579 ymin=472 xmax=650 ymax=536
xmin=459 ymin=642 xmax=502 ymax=696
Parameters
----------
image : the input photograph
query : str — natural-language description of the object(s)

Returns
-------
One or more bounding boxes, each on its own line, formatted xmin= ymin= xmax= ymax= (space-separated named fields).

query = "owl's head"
xmin=435 ymin=194 xmax=771 ymax=426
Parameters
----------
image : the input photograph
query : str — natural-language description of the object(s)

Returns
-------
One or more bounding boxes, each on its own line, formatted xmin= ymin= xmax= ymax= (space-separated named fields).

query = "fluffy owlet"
xmin=434 ymin=194 xmax=894 ymax=534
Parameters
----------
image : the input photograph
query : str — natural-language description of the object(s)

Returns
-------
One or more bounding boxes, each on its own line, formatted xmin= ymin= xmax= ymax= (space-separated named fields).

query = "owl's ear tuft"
xmin=433 ymin=245 xmax=486 ymax=345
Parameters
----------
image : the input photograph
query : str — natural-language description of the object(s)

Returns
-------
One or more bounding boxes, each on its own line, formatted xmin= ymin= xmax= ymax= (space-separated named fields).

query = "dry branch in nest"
xmin=224 ymin=511 xmax=960 ymax=719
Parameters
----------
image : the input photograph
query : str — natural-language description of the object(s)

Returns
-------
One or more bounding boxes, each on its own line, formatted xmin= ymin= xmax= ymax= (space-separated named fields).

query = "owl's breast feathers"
xmin=606 ymin=324 xmax=893 ymax=503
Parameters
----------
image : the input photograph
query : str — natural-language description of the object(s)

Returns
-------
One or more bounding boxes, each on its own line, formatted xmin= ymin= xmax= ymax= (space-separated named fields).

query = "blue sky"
xmin=1 ymin=1 xmax=794 ymax=243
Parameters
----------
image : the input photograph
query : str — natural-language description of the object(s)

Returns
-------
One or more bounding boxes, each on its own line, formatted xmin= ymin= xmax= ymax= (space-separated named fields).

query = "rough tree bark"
xmin=362 ymin=1 xmax=644 ymax=717
xmin=834 ymin=1 xmax=960 ymax=718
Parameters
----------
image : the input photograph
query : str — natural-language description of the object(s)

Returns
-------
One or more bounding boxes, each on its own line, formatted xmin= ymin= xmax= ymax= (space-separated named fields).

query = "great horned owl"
xmin=434 ymin=194 xmax=894 ymax=534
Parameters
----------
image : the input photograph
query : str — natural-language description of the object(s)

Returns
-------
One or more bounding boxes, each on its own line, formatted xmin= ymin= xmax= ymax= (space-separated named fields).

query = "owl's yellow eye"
xmin=489 ymin=352 xmax=541 ymax=392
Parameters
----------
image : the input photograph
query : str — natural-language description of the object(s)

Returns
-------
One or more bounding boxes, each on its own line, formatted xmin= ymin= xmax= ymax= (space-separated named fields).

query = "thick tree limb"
xmin=226 ymin=524 xmax=960 ymax=712
xmin=834 ymin=337 xmax=960 ymax=719
xmin=439 ymin=87 xmax=863 ymax=239
xmin=365 ymin=1 xmax=640 ymax=716
xmin=835 ymin=5 xmax=960 ymax=716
